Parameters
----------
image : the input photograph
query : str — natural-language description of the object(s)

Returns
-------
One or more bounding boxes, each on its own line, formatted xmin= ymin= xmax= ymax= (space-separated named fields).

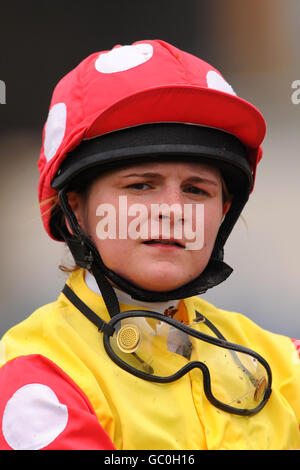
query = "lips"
xmin=143 ymin=239 xmax=185 ymax=248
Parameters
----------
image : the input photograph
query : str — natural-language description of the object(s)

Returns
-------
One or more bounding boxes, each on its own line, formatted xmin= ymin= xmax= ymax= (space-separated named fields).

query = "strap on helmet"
xmin=58 ymin=187 xmax=121 ymax=317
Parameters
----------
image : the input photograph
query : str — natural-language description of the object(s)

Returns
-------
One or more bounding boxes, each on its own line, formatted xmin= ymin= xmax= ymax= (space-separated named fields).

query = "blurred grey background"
xmin=0 ymin=0 xmax=299 ymax=338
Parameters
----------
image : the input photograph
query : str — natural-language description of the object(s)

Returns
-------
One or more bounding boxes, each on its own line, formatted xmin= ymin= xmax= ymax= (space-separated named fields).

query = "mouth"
xmin=142 ymin=239 xmax=185 ymax=249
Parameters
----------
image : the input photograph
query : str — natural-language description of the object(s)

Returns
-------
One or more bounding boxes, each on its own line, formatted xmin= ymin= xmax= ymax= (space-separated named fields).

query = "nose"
xmin=154 ymin=184 xmax=185 ymax=226
xmin=162 ymin=183 xmax=185 ymax=206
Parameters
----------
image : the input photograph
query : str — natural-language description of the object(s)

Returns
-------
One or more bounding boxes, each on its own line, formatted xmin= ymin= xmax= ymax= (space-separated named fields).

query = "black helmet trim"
xmin=52 ymin=123 xmax=252 ymax=194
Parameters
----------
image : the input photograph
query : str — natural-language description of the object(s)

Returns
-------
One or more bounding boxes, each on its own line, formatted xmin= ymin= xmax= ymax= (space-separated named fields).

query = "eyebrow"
xmin=185 ymin=176 xmax=218 ymax=186
xmin=120 ymin=172 xmax=162 ymax=179
xmin=120 ymin=172 xmax=218 ymax=186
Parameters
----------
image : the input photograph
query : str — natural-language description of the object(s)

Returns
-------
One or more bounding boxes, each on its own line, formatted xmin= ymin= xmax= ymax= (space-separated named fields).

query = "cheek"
xmin=94 ymin=239 xmax=123 ymax=268
xmin=203 ymin=202 xmax=224 ymax=245
xmin=91 ymin=218 xmax=136 ymax=271
xmin=84 ymin=192 xmax=119 ymax=237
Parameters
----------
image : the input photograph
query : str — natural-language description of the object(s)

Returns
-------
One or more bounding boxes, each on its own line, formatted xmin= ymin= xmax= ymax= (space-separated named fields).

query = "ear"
xmin=64 ymin=191 xmax=85 ymax=235
xmin=222 ymin=198 xmax=232 ymax=217
xmin=220 ymin=197 xmax=232 ymax=224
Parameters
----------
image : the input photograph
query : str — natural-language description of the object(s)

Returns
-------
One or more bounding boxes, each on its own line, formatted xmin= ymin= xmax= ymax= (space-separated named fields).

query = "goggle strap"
xmin=195 ymin=311 xmax=226 ymax=340
xmin=62 ymin=283 xmax=115 ymax=336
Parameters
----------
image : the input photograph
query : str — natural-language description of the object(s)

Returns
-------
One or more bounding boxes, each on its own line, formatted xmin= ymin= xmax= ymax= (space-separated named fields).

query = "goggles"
xmin=63 ymin=284 xmax=272 ymax=416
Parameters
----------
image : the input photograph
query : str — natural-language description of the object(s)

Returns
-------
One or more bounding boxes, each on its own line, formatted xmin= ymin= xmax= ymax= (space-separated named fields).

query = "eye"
xmin=183 ymin=185 xmax=209 ymax=196
xmin=126 ymin=182 xmax=152 ymax=191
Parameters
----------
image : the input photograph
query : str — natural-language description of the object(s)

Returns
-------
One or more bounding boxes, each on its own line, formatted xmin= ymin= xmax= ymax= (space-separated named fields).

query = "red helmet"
xmin=38 ymin=39 xmax=265 ymax=240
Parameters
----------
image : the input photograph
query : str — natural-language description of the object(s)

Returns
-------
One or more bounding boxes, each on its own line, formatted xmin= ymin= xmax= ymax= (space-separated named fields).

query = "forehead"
xmin=109 ymin=159 xmax=222 ymax=180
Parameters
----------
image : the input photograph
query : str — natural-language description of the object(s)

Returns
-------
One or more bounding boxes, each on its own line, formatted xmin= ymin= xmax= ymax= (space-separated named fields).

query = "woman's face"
xmin=68 ymin=160 xmax=231 ymax=291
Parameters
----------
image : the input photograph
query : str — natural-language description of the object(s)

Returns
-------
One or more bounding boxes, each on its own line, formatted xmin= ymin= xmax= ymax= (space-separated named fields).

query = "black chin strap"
xmin=58 ymin=187 xmax=121 ymax=317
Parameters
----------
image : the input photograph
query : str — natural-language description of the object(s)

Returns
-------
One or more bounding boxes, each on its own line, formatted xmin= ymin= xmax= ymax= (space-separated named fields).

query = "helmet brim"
xmin=85 ymin=84 xmax=266 ymax=164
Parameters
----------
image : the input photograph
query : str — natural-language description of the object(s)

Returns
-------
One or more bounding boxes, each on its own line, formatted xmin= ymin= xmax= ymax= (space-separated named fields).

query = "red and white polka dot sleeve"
xmin=0 ymin=355 xmax=115 ymax=450
xmin=291 ymin=338 xmax=300 ymax=358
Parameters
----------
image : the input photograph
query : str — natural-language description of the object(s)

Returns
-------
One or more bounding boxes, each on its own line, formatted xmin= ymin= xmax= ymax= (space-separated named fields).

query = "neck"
xmin=84 ymin=270 xmax=179 ymax=315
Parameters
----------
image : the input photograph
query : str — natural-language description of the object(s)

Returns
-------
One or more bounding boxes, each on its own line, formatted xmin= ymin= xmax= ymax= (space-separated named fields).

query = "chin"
xmin=138 ymin=282 xmax=184 ymax=292
xmin=134 ymin=272 xmax=190 ymax=292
